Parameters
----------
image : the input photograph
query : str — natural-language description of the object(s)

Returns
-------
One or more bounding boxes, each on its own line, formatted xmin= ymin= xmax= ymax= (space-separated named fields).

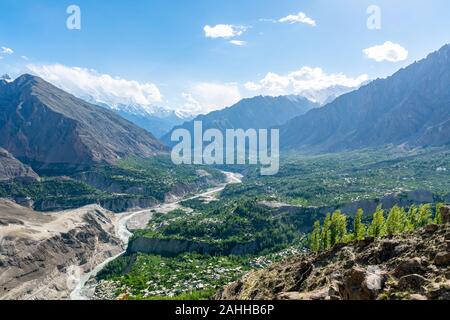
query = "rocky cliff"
xmin=127 ymin=237 xmax=260 ymax=257
xmin=0 ymin=200 xmax=123 ymax=300
xmin=0 ymin=148 xmax=39 ymax=181
xmin=215 ymin=206 xmax=450 ymax=300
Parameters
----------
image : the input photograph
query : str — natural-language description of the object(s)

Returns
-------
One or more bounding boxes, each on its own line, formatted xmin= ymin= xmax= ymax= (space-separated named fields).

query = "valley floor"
xmin=2 ymin=149 xmax=450 ymax=300
xmin=0 ymin=172 xmax=241 ymax=300
xmin=68 ymin=171 xmax=243 ymax=300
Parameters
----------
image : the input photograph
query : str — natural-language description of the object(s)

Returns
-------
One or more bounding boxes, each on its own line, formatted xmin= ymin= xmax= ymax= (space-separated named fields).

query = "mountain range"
xmin=1 ymin=45 xmax=449 ymax=175
xmin=280 ymin=44 xmax=450 ymax=152
xmin=162 ymin=95 xmax=319 ymax=145
xmin=88 ymin=100 xmax=190 ymax=138
xmin=0 ymin=74 xmax=167 ymax=171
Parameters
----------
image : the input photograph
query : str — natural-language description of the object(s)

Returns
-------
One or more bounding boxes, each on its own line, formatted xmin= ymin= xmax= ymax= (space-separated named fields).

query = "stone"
xmin=328 ymin=280 xmax=341 ymax=297
xmin=440 ymin=206 xmax=450 ymax=224
xmin=393 ymin=258 xmax=425 ymax=277
xmin=277 ymin=288 xmax=329 ymax=300
xmin=357 ymin=237 xmax=375 ymax=248
xmin=424 ymin=224 xmax=439 ymax=233
xmin=378 ymin=241 xmax=398 ymax=262
xmin=434 ymin=252 xmax=450 ymax=266
xmin=339 ymin=266 xmax=386 ymax=300
xmin=398 ymin=274 xmax=428 ymax=291
xmin=394 ymin=244 xmax=409 ymax=255
xmin=409 ymin=294 xmax=427 ymax=300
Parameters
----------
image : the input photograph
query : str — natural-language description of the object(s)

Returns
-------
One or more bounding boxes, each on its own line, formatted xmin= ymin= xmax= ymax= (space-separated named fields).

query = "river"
xmin=69 ymin=171 xmax=242 ymax=300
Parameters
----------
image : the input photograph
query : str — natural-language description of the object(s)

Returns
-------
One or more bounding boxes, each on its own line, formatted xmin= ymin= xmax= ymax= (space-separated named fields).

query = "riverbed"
xmin=69 ymin=171 xmax=242 ymax=300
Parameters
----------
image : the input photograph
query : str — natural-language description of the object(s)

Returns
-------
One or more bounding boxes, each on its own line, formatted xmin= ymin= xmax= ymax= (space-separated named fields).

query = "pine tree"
xmin=353 ymin=208 xmax=366 ymax=240
xmin=406 ymin=205 xmax=419 ymax=231
xmin=321 ymin=213 xmax=332 ymax=250
xmin=417 ymin=204 xmax=433 ymax=227
xmin=310 ymin=220 xmax=322 ymax=253
xmin=330 ymin=210 xmax=347 ymax=246
xmin=435 ymin=203 xmax=444 ymax=225
xmin=368 ymin=205 xmax=386 ymax=238
xmin=385 ymin=206 xmax=407 ymax=235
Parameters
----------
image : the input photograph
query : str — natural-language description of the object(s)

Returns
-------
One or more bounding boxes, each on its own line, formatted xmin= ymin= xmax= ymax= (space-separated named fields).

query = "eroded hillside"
xmin=0 ymin=200 xmax=122 ymax=300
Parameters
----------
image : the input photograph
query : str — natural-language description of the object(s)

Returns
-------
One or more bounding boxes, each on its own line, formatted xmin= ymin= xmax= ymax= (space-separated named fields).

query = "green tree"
xmin=330 ymin=210 xmax=347 ymax=246
xmin=417 ymin=204 xmax=433 ymax=227
xmin=406 ymin=205 xmax=419 ymax=231
xmin=385 ymin=206 xmax=408 ymax=235
xmin=310 ymin=220 xmax=322 ymax=253
xmin=368 ymin=205 xmax=386 ymax=238
xmin=435 ymin=203 xmax=444 ymax=225
xmin=353 ymin=209 xmax=366 ymax=241
xmin=321 ymin=213 xmax=332 ymax=250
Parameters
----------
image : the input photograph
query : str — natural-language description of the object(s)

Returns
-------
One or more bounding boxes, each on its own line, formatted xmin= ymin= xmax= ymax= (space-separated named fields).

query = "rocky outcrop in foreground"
xmin=215 ymin=207 xmax=450 ymax=300
xmin=0 ymin=200 xmax=122 ymax=300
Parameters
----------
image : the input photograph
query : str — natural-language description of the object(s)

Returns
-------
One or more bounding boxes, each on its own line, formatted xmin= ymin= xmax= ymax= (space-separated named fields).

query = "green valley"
xmin=92 ymin=147 xmax=450 ymax=300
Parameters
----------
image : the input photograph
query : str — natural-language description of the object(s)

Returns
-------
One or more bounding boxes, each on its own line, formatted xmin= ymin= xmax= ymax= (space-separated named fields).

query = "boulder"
xmin=424 ymin=224 xmax=439 ymax=233
xmin=398 ymin=274 xmax=428 ymax=291
xmin=339 ymin=266 xmax=387 ymax=300
xmin=393 ymin=258 xmax=425 ymax=277
xmin=434 ymin=252 xmax=450 ymax=266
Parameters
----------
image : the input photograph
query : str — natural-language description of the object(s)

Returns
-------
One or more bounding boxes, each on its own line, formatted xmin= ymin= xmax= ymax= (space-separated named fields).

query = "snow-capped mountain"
xmin=88 ymin=99 xmax=192 ymax=138
xmin=1 ymin=74 xmax=12 ymax=83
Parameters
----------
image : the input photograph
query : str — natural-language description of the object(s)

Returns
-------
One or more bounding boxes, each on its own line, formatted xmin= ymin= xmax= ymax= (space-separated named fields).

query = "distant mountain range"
xmin=162 ymin=95 xmax=319 ymax=145
xmin=280 ymin=44 xmax=450 ymax=152
xmin=0 ymin=75 xmax=167 ymax=171
xmin=88 ymin=100 xmax=190 ymax=138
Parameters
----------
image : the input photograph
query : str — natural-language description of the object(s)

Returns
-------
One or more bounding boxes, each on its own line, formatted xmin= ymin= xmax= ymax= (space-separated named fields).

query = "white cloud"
xmin=0 ymin=56 xmax=3 ymax=60
xmin=1 ymin=46 xmax=14 ymax=55
xmin=27 ymin=64 xmax=163 ymax=108
xmin=181 ymin=82 xmax=241 ymax=115
xmin=229 ymin=40 xmax=247 ymax=46
xmin=363 ymin=41 xmax=408 ymax=62
xmin=245 ymin=67 xmax=369 ymax=104
xmin=279 ymin=12 xmax=316 ymax=26
xmin=21 ymin=56 xmax=29 ymax=61
xmin=204 ymin=24 xmax=246 ymax=39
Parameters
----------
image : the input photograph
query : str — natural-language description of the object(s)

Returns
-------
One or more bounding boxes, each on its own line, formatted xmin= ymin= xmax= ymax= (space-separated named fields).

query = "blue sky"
xmin=1 ymin=0 xmax=450 ymax=114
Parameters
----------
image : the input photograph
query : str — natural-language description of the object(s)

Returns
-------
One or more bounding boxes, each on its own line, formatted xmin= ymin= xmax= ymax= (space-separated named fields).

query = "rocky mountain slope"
xmin=0 ymin=199 xmax=122 ymax=300
xmin=0 ymin=75 xmax=167 ymax=171
xmin=280 ymin=44 xmax=450 ymax=152
xmin=0 ymin=147 xmax=39 ymax=181
xmin=162 ymin=95 xmax=318 ymax=145
xmin=215 ymin=206 xmax=450 ymax=300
